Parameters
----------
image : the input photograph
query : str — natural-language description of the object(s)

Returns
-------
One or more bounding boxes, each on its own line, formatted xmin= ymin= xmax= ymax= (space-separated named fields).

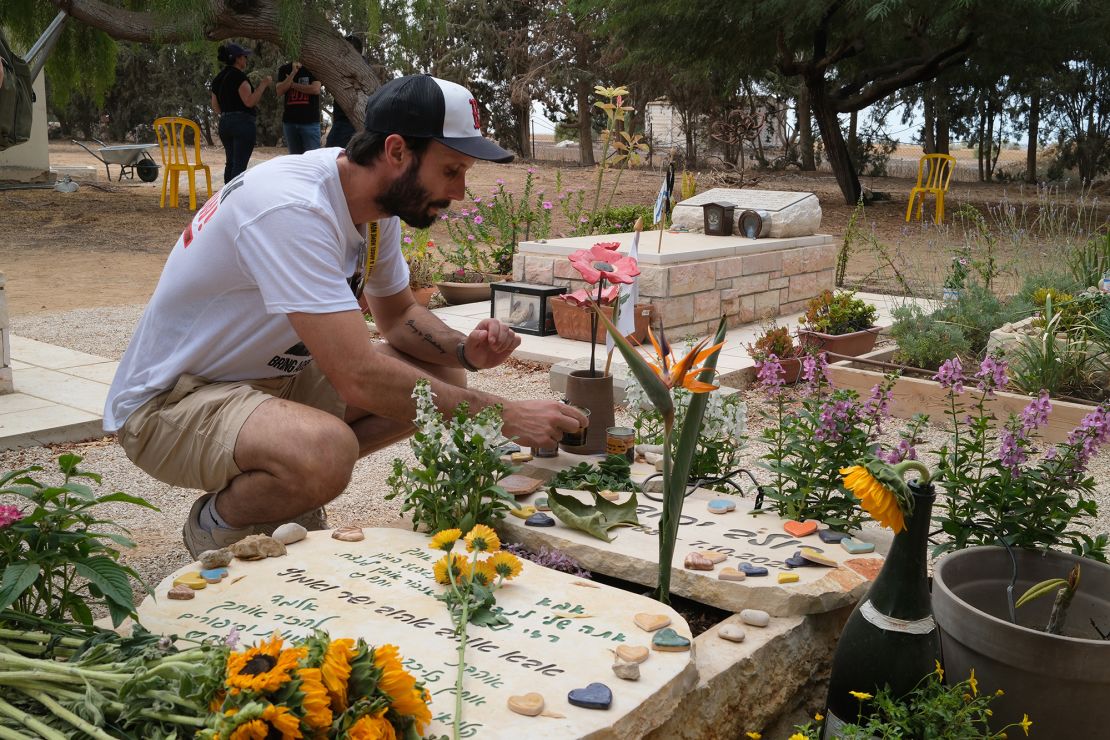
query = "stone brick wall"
xmin=0 ymin=273 xmax=11 ymax=394
xmin=513 ymin=238 xmax=836 ymax=338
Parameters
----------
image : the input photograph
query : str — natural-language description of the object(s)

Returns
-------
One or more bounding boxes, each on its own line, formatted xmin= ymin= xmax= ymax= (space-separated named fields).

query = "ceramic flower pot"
xmin=932 ymin=546 xmax=1110 ymax=735
xmin=435 ymin=280 xmax=492 ymax=305
xmin=550 ymin=299 xmax=654 ymax=343
xmin=561 ymin=369 xmax=615 ymax=455
xmin=798 ymin=327 xmax=880 ymax=358
xmin=410 ymin=285 xmax=438 ymax=307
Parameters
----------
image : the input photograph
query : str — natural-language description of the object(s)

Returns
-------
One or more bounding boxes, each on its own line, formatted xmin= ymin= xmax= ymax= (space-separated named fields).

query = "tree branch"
xmin=51 ymin=0 xmax=205 ymax=42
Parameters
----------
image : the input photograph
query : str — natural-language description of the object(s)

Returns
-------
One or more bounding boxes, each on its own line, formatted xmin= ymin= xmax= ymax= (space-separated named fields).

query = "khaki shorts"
xmin=118 ymin=363 xmax=345 ymax=493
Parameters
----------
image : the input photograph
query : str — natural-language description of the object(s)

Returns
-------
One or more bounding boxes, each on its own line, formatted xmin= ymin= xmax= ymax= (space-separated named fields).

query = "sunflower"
xmin=840 ymin=462 xmax=908 ymax=533
xmin=489 ymin=551 xmax=523 ymax=580
xmin=470 ymin=559 xmax=498 ymax=586
xmin=373 ymin=645 xmax=431 ymax=732
xmin=229 ymin=720 xmax=269 ymax=740
xmin=261 ymin=704 xmax=303 ymax=739
xmin=428 ymin=528 xmax=462 ymax=552
xmin=226 ymin=634 xmax=306 ymax=694
xmin=344 ymin=711 xmax=397 ymax=740
xmin=463 ymin=524 xmax=500 ymax=553
xmin=321 ymin=638 xmax=357 ymax=713
xmin=295 ymin=667 xmax=333 ymax=731
xmin=432 ymin=553 xmax=470 ymax=584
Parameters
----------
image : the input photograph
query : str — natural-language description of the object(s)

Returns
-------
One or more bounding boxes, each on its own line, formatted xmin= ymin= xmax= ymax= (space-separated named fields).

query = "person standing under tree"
xmin=277 ymin=60 xmax=322 ymax=154
xmin=324 ymin=35 xmax=364 ymax=149
xmin=210 ymin=43 xmax=270 ymax=183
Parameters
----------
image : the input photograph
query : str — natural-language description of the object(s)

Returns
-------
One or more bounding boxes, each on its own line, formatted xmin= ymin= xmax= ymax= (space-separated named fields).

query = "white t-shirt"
xmin=104 ymin=147 xmax=409 ymax=431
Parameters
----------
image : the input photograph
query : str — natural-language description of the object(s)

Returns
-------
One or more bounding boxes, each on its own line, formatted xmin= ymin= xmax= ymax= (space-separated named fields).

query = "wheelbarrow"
xmin=72 ymin=138 xmax=160 ymax=182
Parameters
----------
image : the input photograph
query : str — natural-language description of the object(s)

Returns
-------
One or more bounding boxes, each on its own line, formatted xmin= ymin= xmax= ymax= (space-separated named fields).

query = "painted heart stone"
xmin=200 ymin=567 xmax=229 ymax=583
xmin=534 ymin=496 xmax=551 ymax=512
xmin=818 ymin=529 xmax=848 ymax=544
xmin=507 ymin=692 xmax=545 ymax=716
xmin=525 ymin=512 xmax=556 ymax=527
xmin=615 ymin=645 xmax=649 ymax=664
xmin=778 ymin=571 xmax=800 ymax=583
xmin=567 ymin=682 xmax=612 ymax=710
xmin=707 ymin=498 xmax=736 ymax=514
xmin=684 ymin=552 xmax=715 ymax=571
xmin=739 ymin=562 xmax=769 ymax=577
xmin=784 ymin=551 xmax=818 ymax=568
xmin=718 ymin=624 xmax=746 ymax=642
xmin=718 ymin=567 xmax=746 ymax=582
xmin=783 ymin=519 xmax=818 ymax=537
xmin=651 ymin=627 xmax=692 ymax=652
xmin=633 ymin=612 xmax=671 ymax=632
xmin=167 ymin=584 xmax=195 ymax=600
xmin=172 ymin=572 xmax=207 ymax=590
xmin=799 ymin=547 xmax=838 ymax=567
xmin=331 ymin=526 xmax=365 ymax=542
xmin=509 ymin=506 xmax=537 ymax=519
xmin=841 ymin=538 xmax=876 ymax=554
xmin=697 ymin=550 xmax=728 ymax=564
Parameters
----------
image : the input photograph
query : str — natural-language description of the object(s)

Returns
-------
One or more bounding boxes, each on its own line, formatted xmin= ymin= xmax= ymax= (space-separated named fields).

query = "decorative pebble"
xmin=633 ymin=612 xmax=671 ymax=632
xmin=783 ymin=519 xmax=818 ymax=537
xmin=718 ymin=567 xmax=746 ymax=582
xmin=841 ymin=538 xmax=876 ymax=554
xmin=230 ymin=534 xmax=287 ymax=560
xmin=172 ymin=572 xmax=207 ymax=590
xmin=784 ymin=551 xmax=817 ymax=568
xmin=739 ymin=563 xmax=769 ymax=577
xmin=651 ymin=627 xmax=691 ymax=652
xmin=525 ymin=512 xmax=556 ymax=527
xmin=200 ymin=567 xmax=228 ymax=583
xmin=740 ymin=609 xmax=771 ymax=627
xmin=718 ymin=624 xmax=746 ymax=643
xmin=272 ymin=522 xmax=308 ymax=545
xmin=818 ymin=529 xmax=848 ymax=544
xmin=331 ymin=526 xmax=365 ymax=542
xmin=778 ymin=572 xmax=800 ymax=584
xmin=707 ymin=498 xmax=736 ymax=514
xmin=612 ymin=658 xmax=641 ymax=681
xmin=697 ymin=550 xmax=728 ymax=565
xmin=567 ymin=682 xmax=613 ymax=710
xmin=684 ymin=552 xmax=715 ymax=571
xmin=534 ymin=496 xmax=551 ymax=512
xmin=509 ymin=452 xmax=534 ymax=464
xmin=198 ymin=548 xmax=232 ymax=570
xmin=799 ymin=547 xmax=838 ymax=567
xmin=598 ymin=489 xmax=619 ymax=501
xmin=507 ymin=693 xmax=545 ymax=716
xmin=167 ymin=584 xmax=195 ymax=600
xmin=615 ymin=645 xmax=649 ymax=664
xmin=500 ymin=474 xmax=543 ymax=495
xmin=509 ymin=506 xmax=537 ymax=519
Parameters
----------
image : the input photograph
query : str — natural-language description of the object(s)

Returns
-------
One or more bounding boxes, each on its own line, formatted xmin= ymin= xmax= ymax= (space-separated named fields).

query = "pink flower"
xmin=527 ymin=167 xmax=536 ymax=174
xmin=579 ymin=216 xmax=589 ymax=223
xmin=542 ymin=201 xmax=553 ymax=210
xmin=934 ymin=357 xmax=965 ymax=394
xmin=474 ymin=215 xmax=483 ymax=225
xmin=403 ymin=236 xmax=413 ymax=244
xmin=496 ymin=178 xmax=505 ymax=185
xmin=595 ymin=241 xmax=621 ymax=251
xmin=467 ymin=235 xmax=475 ymax=241
xmin=473 ymin=196 xmax=482 ymax=203
xmin=560 ymin=285 xmax=620 ymax=307
xmin=756 ymin=354 xmax=785 ymax=392
xmin=0 ymin=504 xmax=23 ymax=529
xmin=568 ymin=244 xmax=640 ymax=285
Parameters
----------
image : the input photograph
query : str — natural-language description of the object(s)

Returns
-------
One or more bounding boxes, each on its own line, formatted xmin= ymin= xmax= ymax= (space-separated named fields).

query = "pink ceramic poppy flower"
xmin=561 ymin=285 xmax=620 ymax=307
xmin=568 ymin=244 xmax=640 ymax=285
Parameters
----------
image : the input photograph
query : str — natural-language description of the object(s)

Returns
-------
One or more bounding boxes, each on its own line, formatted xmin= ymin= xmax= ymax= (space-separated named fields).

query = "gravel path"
xmin=5 ymin=306 xmax=1110 ymax=606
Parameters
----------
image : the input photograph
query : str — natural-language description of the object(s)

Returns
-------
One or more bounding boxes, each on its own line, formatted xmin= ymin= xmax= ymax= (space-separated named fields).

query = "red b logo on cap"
xmin=469 ymin=98 xmax=481 ymax=130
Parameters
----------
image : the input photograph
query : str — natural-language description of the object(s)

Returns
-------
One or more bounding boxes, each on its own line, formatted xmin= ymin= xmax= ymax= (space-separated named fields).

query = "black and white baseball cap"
xmin=363 ymin=74 xmax=514 ymax=163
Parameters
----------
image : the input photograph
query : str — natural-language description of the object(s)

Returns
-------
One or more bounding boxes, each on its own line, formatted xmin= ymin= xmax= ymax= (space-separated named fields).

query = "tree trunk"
xmin=576 ymin=77 xmax=595 ymax=166
xmin=937 ymin=107 xmax=950 ymax=155
xmin=516 ymin=99 xmax=531 ymax=158
xmin=810 ymin=80 xmax=861 ymax=205
xmin=848 ymin=109 xmax=858 ymax=157
xmin=977 ymin=92 xmax=986 ymax=181
xmin=984 ymin=96 xmax=995 ymax=182
xmin=1026 ymin=91 xmax=1040 ymax=183
xmin=923 ymin=87 xmax=936 ymax=154
xmin=798 ymin=85 xmax=815 ymax=170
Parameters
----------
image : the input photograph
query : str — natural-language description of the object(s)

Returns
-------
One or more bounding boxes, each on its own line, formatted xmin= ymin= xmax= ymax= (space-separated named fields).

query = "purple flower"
xmin=880 ymin=438 xmax=918 ymax=464
xmin=801 ymin=353 xmax=830 ymax=386
xmin=998 ymin=427 xmax=1028 ymax=474
xmin=496 ymin=178 xmax=505 ymax=185
xmin=815 ymin=398 xmax=854 ymax=442
xmin=527 ymin=167 xmax=536 ymax=174
xmin=467 ymin=235 xmax=475 ymax=241
xmin=474 ymin=215 xmax=484 ymax=225
xmin=0 ymin=505 xmax=23 ymax=528
xmin=756 ymin=354 xmax=785 ymax=391
xmin=474 ymin=196 xmax=482 ymax=203
xmin=225 ymin=626 xmax=241 ymax=649
xmin=542 ymin=201 xmax=553 ymax=210
xmin=975 ymin=355 xmax=1009 ymax=397
xmin=1020 ymin=390 xmax=1052 ymax=432
xmin=1063 ymin=404 xmax=1110 ymax=472
xmin=579 ymin=216 xmax=589 ymax=223
xmin=934 ymin=357 xmax=965 ymax=394
xmin=862 ymin=382 xmax=893 ymax=430
xmin=403 ymin=236 xmax=413 ymax=245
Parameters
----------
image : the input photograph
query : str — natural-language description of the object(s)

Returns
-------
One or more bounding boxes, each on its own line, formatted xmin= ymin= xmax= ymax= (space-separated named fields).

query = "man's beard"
xmin=376 ymin=158 xmax=450 ymax=228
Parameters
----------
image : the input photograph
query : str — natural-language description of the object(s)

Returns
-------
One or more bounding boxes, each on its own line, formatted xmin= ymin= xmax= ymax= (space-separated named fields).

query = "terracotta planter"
xmin=933 ymin=546 xmax=1110 ymax=735
xmin=550 ymin=299 xmax=655 ymax=343
xmin=435 ymin=280 xmax=492 ymax=305
xmin=798 ymin=326 xmax=880 ymax=357
xmin=410 ymin=285 xmax=437 ymax=307
xmin=562 ymin=369 xmax=615 ymax=455
xmin=779 ymin=357 xmax=803 ymax=384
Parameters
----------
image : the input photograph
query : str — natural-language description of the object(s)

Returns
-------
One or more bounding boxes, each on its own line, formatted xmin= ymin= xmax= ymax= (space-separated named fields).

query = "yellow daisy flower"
xmin=225 ymin=634 xmax=306 ymax=694
xmin=814 ymin=713 xmax=824 ymax=721
xmin=296 ymin=667 xmax=333 ymax=731
xmin=428 ymin=528 xmax=462 ymax=552
xmin=321 ymin=638 xmax=357 ymax=713
xmin=346 ymin=711 xmax=398 ymax=740
xmin=471 ymin=559 xmax=498 ymax=587
xmin=849 ymin=690 xmax=872 ymax=701
xmin=840 ymin=465 xmax=905 ymax=533
xmin=1020 ymin=713 xmax=1032 ymax=735
xmin=489 ymin=551 xmax=523 ymax=580
xmin=968 ymin=668 xmax=978 ymax=696
xmin=433 ymin=553 xmax=470 ymax=584
xmin=464 ymin=524 xmax=501 ymax=553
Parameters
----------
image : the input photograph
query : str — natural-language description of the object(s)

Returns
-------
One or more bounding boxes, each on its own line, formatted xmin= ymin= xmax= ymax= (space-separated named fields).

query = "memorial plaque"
xmin=499 ymin=459 xmax=884 ymax=616
xmin=137 ymin=528 xmax=697 ymax=740
xmin=671 ymin=189 xmax=822 ymax=238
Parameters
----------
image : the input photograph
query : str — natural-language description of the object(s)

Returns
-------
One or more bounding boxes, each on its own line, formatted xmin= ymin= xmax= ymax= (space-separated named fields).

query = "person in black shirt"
xmin=210 ymin=43 xmax=271 ymax=182
xmin=324 ymin=35 xmax=364 ymax=149
xmin=276 ymin=61 xmax=322 ymax=154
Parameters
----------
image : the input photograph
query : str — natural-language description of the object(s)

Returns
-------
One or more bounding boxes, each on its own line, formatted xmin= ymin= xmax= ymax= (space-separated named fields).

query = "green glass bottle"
xmin=821 ymin=479 xmax=939 ymax=737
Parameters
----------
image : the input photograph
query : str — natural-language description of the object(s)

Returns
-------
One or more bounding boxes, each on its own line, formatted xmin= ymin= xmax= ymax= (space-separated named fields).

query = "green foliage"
xmin=548 ymin=454 xmax=639 ymax=494
xmin=0 ymin=455 xmax=156 ymax=628
xmin=1067 ymin=230 xmax=1110 ymax=289
xmin=747 ymin=322 xmax=800 ymax=361
xmin=581 ymin=204 xmax=654 ymax=235
xmin=800 ymin=290 xmax=878 ymax=336
xmin=546 ymin=489 xmax=640 ymax=542
xmin=401 ymin=228 xmax=442 ymax=287
xmin=1007 ymin=295 xmax=1110 ymax=402
xmin=931 ymin=283 xmax=1016 ymax=355
xmin=890 ymin=303 xmax=972 ymax=370
xmin=386 ymin=380 xmax=515 ymax=533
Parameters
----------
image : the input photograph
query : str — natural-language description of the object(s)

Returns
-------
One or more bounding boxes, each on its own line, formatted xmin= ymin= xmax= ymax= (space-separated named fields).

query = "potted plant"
xmin=434 ymin=241 xmax=503 ymax=305
xmin=401 ymin=230 xmax=442 ymax=307
xmin=798 ymin=290 xmax=880 ymax=357
xmin=747 ymin=322 xmax=804 ymax=383
xmin=549 ymin=283 xmax=654 ymax=343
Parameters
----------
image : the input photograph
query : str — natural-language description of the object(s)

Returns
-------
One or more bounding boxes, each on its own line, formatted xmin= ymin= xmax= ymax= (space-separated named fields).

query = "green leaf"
xmin=0 ymin=562 xmax=42 ymax=611
xmin=547 ymin=489 xmax=640 ymax=542
xmin=95 ymin=491 xmax=160 ymax=510
xmin=74 ymin=557 xmax=135 ymax=611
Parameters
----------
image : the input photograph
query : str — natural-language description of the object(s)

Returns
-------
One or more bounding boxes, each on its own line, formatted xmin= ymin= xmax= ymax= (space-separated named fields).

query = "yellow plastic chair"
xmin=905 ymin=153 xmax=956 ymax=224
xmin=153 ymin=116 xmax=212 ymax=209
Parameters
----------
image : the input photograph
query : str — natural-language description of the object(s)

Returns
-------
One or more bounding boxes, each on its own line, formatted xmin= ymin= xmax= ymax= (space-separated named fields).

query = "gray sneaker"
xmin=182 ymin=493 xmax=257 ymax=559
xmin=259 ymin=506 xmax=329 ymax=534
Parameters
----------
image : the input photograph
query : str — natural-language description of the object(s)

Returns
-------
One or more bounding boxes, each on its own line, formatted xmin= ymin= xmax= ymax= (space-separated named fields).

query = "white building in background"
xmin=645 ymin=96 xmax=791 ymax=158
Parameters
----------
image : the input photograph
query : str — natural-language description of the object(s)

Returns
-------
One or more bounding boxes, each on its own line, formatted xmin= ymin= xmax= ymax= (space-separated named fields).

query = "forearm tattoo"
xmin=405 ymin=319 xmax=448 ymax=355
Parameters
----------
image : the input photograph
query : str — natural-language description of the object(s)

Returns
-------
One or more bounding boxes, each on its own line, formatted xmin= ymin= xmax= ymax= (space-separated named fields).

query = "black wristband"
xmin=456 ymin=342 xmax=480 ymax=372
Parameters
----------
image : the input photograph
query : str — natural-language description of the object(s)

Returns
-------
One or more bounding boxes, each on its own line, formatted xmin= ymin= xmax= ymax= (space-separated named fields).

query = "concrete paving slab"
xmin=0 ymin=404 xmax=102 ymax=448
xmin=9 ymin=335 xmax=112 ymax=370
xmin=13 ymin=367 xmax=110 ymax=416
xmin=60 ymin=361 xmax=119 ymax=384
xmin=0 ymin=393 xmax=54 ymax=414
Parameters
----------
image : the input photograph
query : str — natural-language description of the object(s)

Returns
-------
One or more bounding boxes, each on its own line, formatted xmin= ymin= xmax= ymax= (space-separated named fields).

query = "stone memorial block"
xmin=136 ymin=528 xmax=697 ymax=740
xmin=499 ymin=458 xmax=884 ymax=617
xmin=671 ymin=189 xmax=822 ymax=238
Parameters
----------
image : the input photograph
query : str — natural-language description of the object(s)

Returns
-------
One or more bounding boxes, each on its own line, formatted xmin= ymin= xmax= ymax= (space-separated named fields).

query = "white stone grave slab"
xmin=671 ymin=189 xmax=822 ymax=238
xmin=499 ymin=458 xmax=884 ymax=617
xmin=136 ymin=528 xmax=697 ymax=740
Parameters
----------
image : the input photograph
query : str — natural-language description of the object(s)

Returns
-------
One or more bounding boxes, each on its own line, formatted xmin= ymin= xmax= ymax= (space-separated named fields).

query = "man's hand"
xmin=501 ymin=400 xmax=588 ymax=449
xmin=463 ymin=318 xmax=520 ymax=369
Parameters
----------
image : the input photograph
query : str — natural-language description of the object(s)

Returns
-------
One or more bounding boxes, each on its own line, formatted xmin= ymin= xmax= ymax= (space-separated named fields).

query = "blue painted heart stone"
xmin=818 ymin=529 xmax=848 ymax=544
xmin=567 ymin=682 xmax=612 ymax=709
xmin=525 ymin=512 xmax=556 ymax=527
xmin=840 ymin=537 xmax=876 ymax=554
xmin=652 ymin=627 xmax=692 ymax=652
xmin=707 ymin=498 xmax=736 ymax=514
xmin=200 ymin=567 xmax=229 ymax=581
xmin=783 ymin=551 xmax=818 ymax=568
xmin=739 ymin=562 xmax=769 ymax=577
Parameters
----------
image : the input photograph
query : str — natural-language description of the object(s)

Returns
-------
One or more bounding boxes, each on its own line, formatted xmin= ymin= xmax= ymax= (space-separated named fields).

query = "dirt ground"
xmin=1 ymin=142 xmax=1107 ymax=316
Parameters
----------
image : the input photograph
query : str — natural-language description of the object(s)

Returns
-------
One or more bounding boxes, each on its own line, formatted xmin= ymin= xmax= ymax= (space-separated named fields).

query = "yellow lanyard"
xmin=360 ymin=221 xmax=379 ymax=288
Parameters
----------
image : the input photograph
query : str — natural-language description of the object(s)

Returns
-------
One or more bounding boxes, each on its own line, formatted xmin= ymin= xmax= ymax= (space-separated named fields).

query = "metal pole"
xmin=531 ymin=117 xmax=536 ymax=160
xmin=27 ymin=11 xmax=68 ymax=80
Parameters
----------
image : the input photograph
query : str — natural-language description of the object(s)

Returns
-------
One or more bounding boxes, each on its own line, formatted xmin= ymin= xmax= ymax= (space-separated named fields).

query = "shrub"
xmin=747 ymin=322 xmax=801 ymax=361
xmin=800 ymin=290 xmax=878 ymax=335
xmin=889 ymin=303 xmax=972 ymax=370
